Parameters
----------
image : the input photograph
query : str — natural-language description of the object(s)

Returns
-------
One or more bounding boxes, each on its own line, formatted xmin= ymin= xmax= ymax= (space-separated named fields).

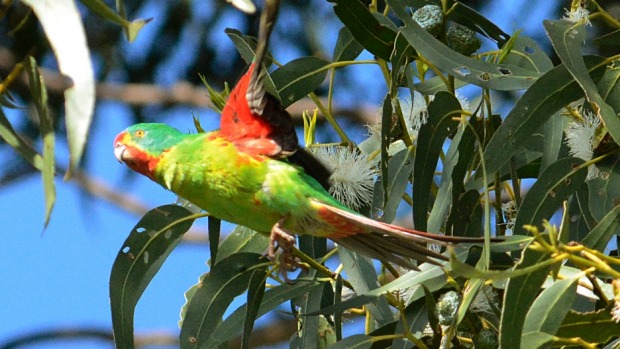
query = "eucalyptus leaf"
xmin=110 ymin=205 xmax=195 ymax=349
xmin=333 ymin=27 xmax=364 ymax=62
xmin=580 ymin=202 xmax=620 ymax=252
xmin=413 ymin=91 xmax=460 ymax=231
xmin=499 ymin=241 xmax=553 ymax=349
xmin=22 ymin=0 xmax=95 ymax=178
xmin=556 ymin=306 xmax=620 ymax=344
xmin=271 ymin=57 xmax=329 ymax=107
xmin=209 ymin=281 xmax=323 ymax=346
xmin=212 ymin=226 xmax=268 ymax=265
xmin=544 ymin=20 xmax=620 ymax=145
xmin=481 ymin=56 xmax=606 ymax=177
xmin=179 ymin=253 xmax=268 ymax=349
xmin=0 ymin=108 xmax=43 ymax=171
xmin=24 ymin=56 xmax=55 ymax=228
xmin=513 ymin=157 xmax=587 ymax=235
xmin=329 ymin=0 xmax=397 ymax=60
xmin=522 ymin=276 xmax=578 ymax=335
xmin=587 ymin=156 xmax=620 ymax=222
xmin=339 ymin=247 xmax=394 ymax=328
xmin=372 ymin=147 xmax=414 ymax=224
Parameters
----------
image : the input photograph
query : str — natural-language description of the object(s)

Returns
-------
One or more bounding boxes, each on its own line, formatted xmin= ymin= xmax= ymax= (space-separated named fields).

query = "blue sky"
xmin=0 ymin=1 xmax=554 ymax=347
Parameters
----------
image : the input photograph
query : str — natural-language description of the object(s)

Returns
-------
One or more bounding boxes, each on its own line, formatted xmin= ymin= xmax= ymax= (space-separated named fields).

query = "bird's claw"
xmin=269 ymin=219 xmax=304 ymax=283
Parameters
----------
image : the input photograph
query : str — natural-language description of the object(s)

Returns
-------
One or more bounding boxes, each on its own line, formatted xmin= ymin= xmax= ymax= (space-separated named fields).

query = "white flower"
xmin=501 ymin=200 xmax=517 ymax=234
xmin=312 ymin=146 xmax=375 ymax=210
xmin=565 ymin=110 xmax=600 ymax=180
xmin=563 ymin=4 xmax=591 ymax=26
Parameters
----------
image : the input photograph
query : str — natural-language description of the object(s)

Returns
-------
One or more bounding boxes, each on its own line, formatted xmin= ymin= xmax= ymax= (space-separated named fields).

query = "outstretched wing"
xmin=219 ymin=0 xmax=331 ymax=190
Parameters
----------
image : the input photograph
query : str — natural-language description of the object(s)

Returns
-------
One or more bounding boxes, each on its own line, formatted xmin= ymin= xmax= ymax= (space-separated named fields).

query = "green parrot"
xmin=113 ymin=0 xmax=487 ymax=269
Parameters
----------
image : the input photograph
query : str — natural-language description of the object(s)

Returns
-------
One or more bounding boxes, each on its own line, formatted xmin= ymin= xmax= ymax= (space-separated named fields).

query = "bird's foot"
xmin=269 ymin=218 xmax=302 ymax=284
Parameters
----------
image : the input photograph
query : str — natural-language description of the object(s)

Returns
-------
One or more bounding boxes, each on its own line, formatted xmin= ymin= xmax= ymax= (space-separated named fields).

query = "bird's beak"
xmin=114 ymin=132 xmax=128 ymax=163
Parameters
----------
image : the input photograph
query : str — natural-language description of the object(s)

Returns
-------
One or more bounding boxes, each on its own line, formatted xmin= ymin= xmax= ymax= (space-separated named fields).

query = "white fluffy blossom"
xmin=367 ymin=91 xmax=470 ymax=142
xmin=501 ymin=200 xmax=517 ymax=234
xmin=563 ymin=4 xmax=591 ymax=26
xmin=312 ymin=146 xmax=376 ymax=210
xmin=565 ymin=110 xmax=600 ymax=180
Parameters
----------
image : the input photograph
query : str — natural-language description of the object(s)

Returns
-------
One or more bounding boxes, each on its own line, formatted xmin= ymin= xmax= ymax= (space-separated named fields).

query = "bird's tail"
xmin=314 ymin=201 xmax=494 ymax=268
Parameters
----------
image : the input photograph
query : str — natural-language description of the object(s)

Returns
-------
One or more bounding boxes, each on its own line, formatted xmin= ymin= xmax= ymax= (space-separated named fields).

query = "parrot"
xmin=113 ymin=0 xmax=490 ymax=270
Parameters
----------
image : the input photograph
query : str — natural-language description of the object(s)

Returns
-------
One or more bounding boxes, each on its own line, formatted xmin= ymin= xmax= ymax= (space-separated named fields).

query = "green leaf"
xmin=580 ymin=205 xmax=620 ymax=252
xmin=110 ymin=205 xmax=195 ymax=349
xmin=499 ymin=242 xmax=553 ymax=349
xmin=522 ymin=277 xmax=578 ymax=335
xmin=489 ymin=235 xmax=534 ymax=253
xmin=502 ymin=35 xmax=553 ymax=73
xmin=212 ymin=226 xmax=268 ymax=265
xmin=587 ymin=155 xmax=620 ymax=222
xmin=428 ymin=122 xmax=468 ymax=233
xmin=389 ymin=0 xmax=540 ymax=90
xmin=294 ymin=275 xmax=324 ymax=348
xmin=24 ymin=56 xmax=56 ymax=228
xmin=179 ymin=253 xmax=268 ymax=349
xmin=224 ymin=28 xmax=278 ymax=97
xmin=519 ymin=332 xmax=556 ymax=349
xmin=338 ymin=247 xmax=394 ymax=328
xmin=413 ymin=91 xmax=460 ymax=231
xmin=539 ymin=112 xmax=566 ymax=174
xmin=513 ymin=157 xmax=587 ymax=235
xmin=80 ymin=0 xmax=149 ymax=41
xmin=329 ymin=0 xmax=397 ymax=60
xmin=209 ymin=281 xmax=323 ymax=346
xmin=481 ymin=56 xmax=607 ymax=177
xmin=597 ymin=62 xmax=620 ymax=145
xmin=544 ymin=20 xmax=620 ymax=146
xmin=372 ymin=147 xmax=414 ymax=224
xmin=242 ymin=270 xmax=267 ymax=349
xmin=333 ymin=27 xmax=364 ymax=62
xmin=391 ymin=297 xmax=429 ymax=349
xmin=271 ymin=57 xmax=329 ymax=108
xmin=448 ymin=190 xmax=483 ymax=238
xmin=22 ymin=0 xmax=95 ymax=178
xmin=556 ymin=306 xmax=620 ymax=343
xmin=0 ymin=108 xmax=43 ymax=170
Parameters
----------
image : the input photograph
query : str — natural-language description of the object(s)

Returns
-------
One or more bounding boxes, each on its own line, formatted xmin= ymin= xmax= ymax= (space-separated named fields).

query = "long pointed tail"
xmin=315 ymin=201 xmax=497 ymax=268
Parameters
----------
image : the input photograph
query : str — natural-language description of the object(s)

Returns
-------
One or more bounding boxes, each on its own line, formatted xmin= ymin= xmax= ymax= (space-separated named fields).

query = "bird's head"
xmin=114 ymin=123 xmax=184 ymax=179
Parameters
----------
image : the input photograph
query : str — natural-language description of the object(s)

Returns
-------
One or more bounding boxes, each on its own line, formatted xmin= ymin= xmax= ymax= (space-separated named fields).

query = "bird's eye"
xmin=135 ymin=130 xmax=145 ymax=138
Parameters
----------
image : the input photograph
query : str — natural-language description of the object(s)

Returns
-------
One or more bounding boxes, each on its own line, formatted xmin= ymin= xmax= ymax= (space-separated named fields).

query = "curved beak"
xmin=114 ymin=132 xmax=128 ymax=163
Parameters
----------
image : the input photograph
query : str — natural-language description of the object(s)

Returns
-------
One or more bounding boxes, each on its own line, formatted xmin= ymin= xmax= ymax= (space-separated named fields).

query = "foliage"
xmin=3 ymin=0 xmax=620 ymax=348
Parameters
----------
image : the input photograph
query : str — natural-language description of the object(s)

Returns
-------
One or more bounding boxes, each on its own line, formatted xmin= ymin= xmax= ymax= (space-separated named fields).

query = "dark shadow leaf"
xmin=514 ymin=157 xmax=587 ymax=235
xmin=329 ymin=0 xmax=397 ymax=60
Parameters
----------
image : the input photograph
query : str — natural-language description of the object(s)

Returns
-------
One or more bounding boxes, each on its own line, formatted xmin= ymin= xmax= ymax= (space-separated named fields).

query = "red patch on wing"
xmin=317 ymin=206 xmax=365 ymax=239
xmin=220 ymin=63 xmax=281 ymax=157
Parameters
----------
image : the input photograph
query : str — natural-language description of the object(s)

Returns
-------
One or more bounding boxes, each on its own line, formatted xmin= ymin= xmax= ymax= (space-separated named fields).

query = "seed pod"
xmin=412 ymin=4 xmax=444 ymax=37
xmin=446 ymin=23 xmax=482 ymax=55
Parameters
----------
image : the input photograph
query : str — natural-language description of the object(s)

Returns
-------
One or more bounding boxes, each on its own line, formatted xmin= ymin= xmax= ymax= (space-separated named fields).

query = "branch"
xmin=0 ymin=47 xmax=379 ymax=125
